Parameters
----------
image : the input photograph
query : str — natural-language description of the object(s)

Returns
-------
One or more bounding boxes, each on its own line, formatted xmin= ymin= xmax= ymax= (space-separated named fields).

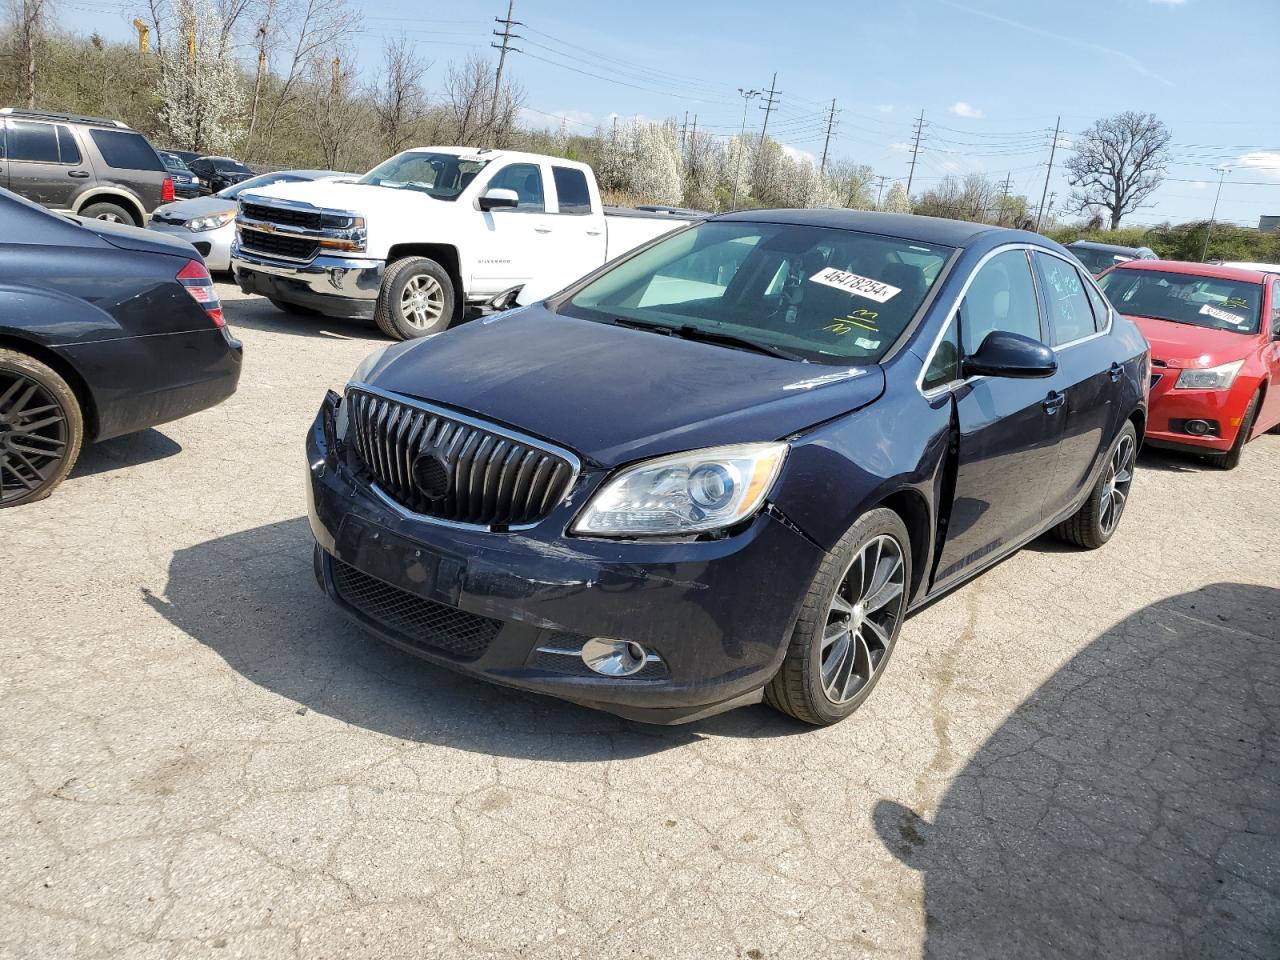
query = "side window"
xmin=0 ymin=122 xmax=6 ymax=159
xmin=552 ymin=166 xmax=592 ymax=215
xmin=88 ymin=130 xmax=165 ymax=171
xmin=922 ymin=318 xmax=960 ymax=391
xmin=1272 ymin=280 xmax=1280 ymax=337
xmin=1084 ymin=275 xmax=1110 ymax=330
xmin=9 ymin=121 xmax=59 ymax=163
xmin=486 ymin=163 xmax=545 ymax=212
xmin=55 ymin=125 xmax=81 ymax=165
xmin=959 ymin=249 xmax=1042 ymax=355
xmin=1034 ymin=252 xmax=1096 ymax=345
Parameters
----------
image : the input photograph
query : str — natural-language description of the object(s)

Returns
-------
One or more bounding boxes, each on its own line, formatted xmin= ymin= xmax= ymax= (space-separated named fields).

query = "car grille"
xmin=239 ymin=227 xmax=318 ymax=262
xmin=331 ymin=557 xmax=499 ymax=661
xmin=346 ymin=389 xmax=577 ymax=529
xmin=242 ymin=202 xmax=323 ymax=231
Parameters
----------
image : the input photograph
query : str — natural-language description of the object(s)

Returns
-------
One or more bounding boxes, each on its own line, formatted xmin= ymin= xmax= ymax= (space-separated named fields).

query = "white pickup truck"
xmin=230 ymin=147 xmax=699 ymax=339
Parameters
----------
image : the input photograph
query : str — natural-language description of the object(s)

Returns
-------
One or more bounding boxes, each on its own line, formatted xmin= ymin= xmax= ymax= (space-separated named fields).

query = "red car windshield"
xmin=1099 ymin=269 xmax=1262 ymax=335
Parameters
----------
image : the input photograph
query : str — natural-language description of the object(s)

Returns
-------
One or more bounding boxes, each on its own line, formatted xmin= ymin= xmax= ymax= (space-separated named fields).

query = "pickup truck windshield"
xmin=358 ymin=152 xmax=491 ymax=201
xmin=559 ymin=221 xmax=953 ymax=364
xmin=1099 ymin=268 xmax=1262 ymax=334
xmin=1071 ymin=247 xmax=1132 ymax=275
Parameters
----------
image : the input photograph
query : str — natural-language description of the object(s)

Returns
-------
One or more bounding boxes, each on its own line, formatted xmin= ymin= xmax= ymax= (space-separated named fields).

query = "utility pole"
xmin=873 ymin=175 xmax=890 ymax=208
xmin=680 ymin=111 xmax=688 ymax=155
xmin=905 ymin=109 xmax=926 ymax=198
xmin=490 ymin=0 xmax=521 ymax=140
xmin=1035 ymin=115 xmax=1061 ymax=232
xmin=689 ymin=114 xmax=697 ymax=152
xmin=752 ymin=73 xmax=780 ymax=186
xmin=1200 ymin=165 xmax=1229 ymax=260
xmin=730 ymin=87 xmax=761 ymax=211
xmin=1045 ymin=191 xmax=1056 ymax=224
xmin=997 ymin=171 xmax=1012 ymax=225
xmin=819 ymin=98 xmax=839 ymax=177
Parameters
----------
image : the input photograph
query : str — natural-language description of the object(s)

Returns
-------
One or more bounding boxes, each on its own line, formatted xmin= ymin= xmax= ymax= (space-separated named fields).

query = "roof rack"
xmin=0 ymin=107 xmax=130 ymax=129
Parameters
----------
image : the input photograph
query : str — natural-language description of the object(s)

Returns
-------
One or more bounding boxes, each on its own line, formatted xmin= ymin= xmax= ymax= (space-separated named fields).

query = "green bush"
xmin=1047 ymin=222 xmax=1280 ymax=265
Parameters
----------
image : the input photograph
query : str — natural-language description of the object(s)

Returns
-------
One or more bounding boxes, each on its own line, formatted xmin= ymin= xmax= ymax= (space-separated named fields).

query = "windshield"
xmin=559 ymin=221 xmax=954 ymax=364
xmin=1099 ymin=268 xmax=1262 ymax=334
xmin=218 ymin=173 xmax=308 ymax=199
xmin=1071 ymin=246 xmax=1133 ymax=276
xmin=212 ymin=159 xmax=252 ymax=173
xmin=358 ymin=151 xmax=490 ymax=200
xmin=160 ymin=153 xmax=190 ymax=172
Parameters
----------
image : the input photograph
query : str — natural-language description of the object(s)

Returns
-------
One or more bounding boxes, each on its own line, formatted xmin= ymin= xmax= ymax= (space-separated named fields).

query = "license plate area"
xmin=334 ymin=515 xmax=465 ymax=606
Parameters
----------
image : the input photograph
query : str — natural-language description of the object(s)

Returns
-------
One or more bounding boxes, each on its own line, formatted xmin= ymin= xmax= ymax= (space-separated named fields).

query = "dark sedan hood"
xmin=362 ymin=306 xmax=885 ymax=466
xmin=80 ymin=216 xmax=198 ymax=259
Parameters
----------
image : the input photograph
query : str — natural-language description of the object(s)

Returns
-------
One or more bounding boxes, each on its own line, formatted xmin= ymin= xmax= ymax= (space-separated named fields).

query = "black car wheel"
xmin=0 ymin=349 xmax=84 ymax=507
xmin=766 ymin=508 xmax=912 ymax=725
xmin=1216 ymin=391 xmax=1259 ymax=470
xmin=79 ymin=201 xmax=138 ymax=227
xmin=374 ymin=257 xmax=455 ymax=341
xmin=1053 ymin=421 xmax=1137 ymax=549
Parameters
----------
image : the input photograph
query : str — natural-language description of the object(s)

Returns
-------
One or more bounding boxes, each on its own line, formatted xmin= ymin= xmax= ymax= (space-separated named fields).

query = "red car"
xmin=1098 ymin=260 xmax=1280 ymax=468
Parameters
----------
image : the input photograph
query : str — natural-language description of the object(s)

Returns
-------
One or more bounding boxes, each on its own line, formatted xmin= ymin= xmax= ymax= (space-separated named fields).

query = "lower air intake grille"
xmin=331 ymin=558 xmax=499 ymax=661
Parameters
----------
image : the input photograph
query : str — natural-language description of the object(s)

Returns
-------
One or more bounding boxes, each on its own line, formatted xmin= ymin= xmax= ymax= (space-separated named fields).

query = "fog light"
xmin=1184 ymin=419 xmax=1211 ymax=436
xmin=581 ymin=637 xmax=648 ymax=676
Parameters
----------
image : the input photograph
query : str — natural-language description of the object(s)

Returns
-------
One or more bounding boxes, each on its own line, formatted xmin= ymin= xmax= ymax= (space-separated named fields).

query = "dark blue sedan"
xmin=305 ymin=210 xmax=1149 ymax=725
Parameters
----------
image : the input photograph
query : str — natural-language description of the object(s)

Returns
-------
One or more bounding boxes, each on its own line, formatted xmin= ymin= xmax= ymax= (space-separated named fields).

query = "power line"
xmin=753 ymin=72 xmax=780 ymax=185
xmin=1035 ymin=116 xmax=1061 ymax=232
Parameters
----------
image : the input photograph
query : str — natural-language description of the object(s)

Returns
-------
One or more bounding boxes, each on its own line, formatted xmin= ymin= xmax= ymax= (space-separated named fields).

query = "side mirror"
xmin=478 ymin=187 xmax=519 ymax=211
xmin=962 ymin=330 xmax=1058 ymax=379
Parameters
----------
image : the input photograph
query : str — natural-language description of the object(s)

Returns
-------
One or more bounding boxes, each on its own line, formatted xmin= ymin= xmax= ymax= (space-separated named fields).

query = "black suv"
xmin=0 ymin=108 xmax=173 ymax=226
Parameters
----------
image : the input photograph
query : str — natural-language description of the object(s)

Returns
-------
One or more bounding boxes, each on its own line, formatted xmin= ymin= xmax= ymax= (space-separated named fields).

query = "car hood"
xmin=358 ymin=306 xmax=885 ymax=466
xmin=154 ymin=197 xmax=240 ymax=219
xmin=1128 ymin=314 xmax=1257 ymax=367
xmin=241 ymin=180 xmax=441 ymax=218
xmin=77 ymin=215 xmax=198 ymax=259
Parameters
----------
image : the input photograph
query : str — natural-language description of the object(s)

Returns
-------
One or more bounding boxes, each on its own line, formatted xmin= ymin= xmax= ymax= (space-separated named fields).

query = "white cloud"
xmin=1234 ymin=151 xmax=1280 ymax=181
xmin=519 ymin=107 xmax=596 ymax=131
xmin=949 ymin=101 xmax=984 ymax=119
xmin=780 ymin=143 xmax=817 ymax=165
xmin=889 ymin=141 xmax=913 ymax=153
xmin=875 ymin=104 xmax=895 ymax=114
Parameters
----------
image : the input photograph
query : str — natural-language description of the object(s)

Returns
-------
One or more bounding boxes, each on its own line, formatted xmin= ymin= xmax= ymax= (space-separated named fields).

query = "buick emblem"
xmin=411 ymin=451 xmax=452 ymax=501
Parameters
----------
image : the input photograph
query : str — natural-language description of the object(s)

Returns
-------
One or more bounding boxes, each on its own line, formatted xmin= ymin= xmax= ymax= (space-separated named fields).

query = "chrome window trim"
xmin=345 ymin=381 xmax=583 ymax=532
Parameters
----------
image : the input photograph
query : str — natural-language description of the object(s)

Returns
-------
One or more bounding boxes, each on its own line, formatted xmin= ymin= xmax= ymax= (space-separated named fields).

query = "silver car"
xmin=148 ymin=169 xmax=354 ymax=271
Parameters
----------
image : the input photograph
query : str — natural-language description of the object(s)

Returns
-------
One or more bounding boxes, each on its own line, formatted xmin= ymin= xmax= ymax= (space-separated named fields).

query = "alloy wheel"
xmin=0 ymin=370 xmax=69 ymax=505
xmin=821 ymin=534 xmax=907 ymax=705
xmin=1099 ymin=433 xmax=1135 ymax=536
xmin=399 ymin=274 xmax=445 ymax=329
xmin=95 ymin=211 xmax=125 ymax=223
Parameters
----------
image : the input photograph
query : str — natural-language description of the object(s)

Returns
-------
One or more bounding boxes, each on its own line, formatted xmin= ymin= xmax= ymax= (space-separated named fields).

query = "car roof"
xmin=1067 ymin=239 xmax=1149 ymax=255
xmin=1217 ymin=260 xmax=1280 ymax=274
xmin=710 ymin=207 xmax=1024 ymax=248
xmin=1106 ymin=259 xmax=1271 ymax=283
xmin=400 ymin=145 xmax=594 ymax=172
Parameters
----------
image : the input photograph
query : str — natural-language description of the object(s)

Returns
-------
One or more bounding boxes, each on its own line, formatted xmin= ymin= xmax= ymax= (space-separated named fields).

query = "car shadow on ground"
xmin=874 ymin=582 xmax=1279 ymax=959
xmin=1137 ymin=446 xmax=1218 ymax=473
xmin=145 ymin=516 xmax=808 ymax=761
xmin=71 ymin=428 xmax=182 ymax=477
xmin=221 ymin=298 xmax=382 ymax=342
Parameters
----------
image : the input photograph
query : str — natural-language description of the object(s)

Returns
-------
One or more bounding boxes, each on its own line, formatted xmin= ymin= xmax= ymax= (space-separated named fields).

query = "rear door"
xmin=1032 ymin=250 xmax=1117 ymax=516
xmin=539 ymin=164 xmax=606 ymax=294
xmin=85 ymin=128 xmax=167 ymax=210
xmin=1258 ymin=277 xmax=1280 ymax=432
xmin=932 ymin=247 xmax=1066 ymax=589
xmin=4 ymin=119 xmax=86 ymax=209
xmin=470 ymin=161 xmax=552 ymax=297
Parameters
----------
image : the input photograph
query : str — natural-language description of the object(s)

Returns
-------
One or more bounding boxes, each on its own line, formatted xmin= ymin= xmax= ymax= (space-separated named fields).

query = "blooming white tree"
xmin=883 ymin=181 xmax=912 ymax=214
xmin=627 ymin=119 xmax=683 ymax=205
xmin=156 ymin=0 xmax=245 ymax=153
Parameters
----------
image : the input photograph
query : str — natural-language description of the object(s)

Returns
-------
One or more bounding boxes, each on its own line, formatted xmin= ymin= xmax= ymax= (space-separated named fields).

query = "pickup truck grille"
xmin=347 ymin=389 xmax=578 ymax=529
xmin=239 ymin=227 xmax=319 ymax=262
xmin=241 ymin=202 xmax=323 ymax=231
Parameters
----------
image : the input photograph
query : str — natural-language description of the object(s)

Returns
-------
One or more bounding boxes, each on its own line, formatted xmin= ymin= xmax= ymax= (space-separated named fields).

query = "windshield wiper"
xmin=670 ymin=325 xmax=807 ymax=362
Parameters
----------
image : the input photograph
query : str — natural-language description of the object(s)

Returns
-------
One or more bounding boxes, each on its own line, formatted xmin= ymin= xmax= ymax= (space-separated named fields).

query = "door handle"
xmin=1042 ymin=390 xmax=1066 ymax=413
xmin=1108 ymin=362 xmax=1123 ymax=381
xmin=586 ymin=229 xmax=603 ymax=236
xmin=534 ymin=226 xmax=552 ymax=234
xmin=68 ymin=170 xmax=90 ymax=178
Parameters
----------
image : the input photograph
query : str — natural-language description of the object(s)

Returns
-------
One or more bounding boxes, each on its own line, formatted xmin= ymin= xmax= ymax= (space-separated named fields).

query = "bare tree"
xmin=1067 ymin=111 xmax=1171 ymax=230
xmin=309 ymin=48 xmax=365 ymax=169
xmin=374 ymin=34 xmax=429 ymax=155
xmin=440 ymin=53 xmax=491 ymax=146
xmin=9 ymin=0 xmax=53 ymax=107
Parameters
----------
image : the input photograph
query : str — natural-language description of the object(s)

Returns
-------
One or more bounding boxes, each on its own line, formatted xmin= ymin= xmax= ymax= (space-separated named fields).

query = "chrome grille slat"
xmin=346 ymin=388 xmax=576 ymax=528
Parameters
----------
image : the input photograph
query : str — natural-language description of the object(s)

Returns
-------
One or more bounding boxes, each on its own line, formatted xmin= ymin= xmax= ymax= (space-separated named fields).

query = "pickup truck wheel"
xmin=765 ymin=508 xmax=911 ymax=726
xmin=0 ymin=349 xmax=84 ymax=508
xmin=375 ymin=257 xmax=455 ymax=341
xmin=79 ymin=201 xmax=139 ymax=227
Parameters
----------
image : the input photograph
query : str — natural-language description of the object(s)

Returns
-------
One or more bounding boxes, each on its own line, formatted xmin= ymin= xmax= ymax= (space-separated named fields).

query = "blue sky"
xmin=66 ymin=0 xmax=1279 ymax=225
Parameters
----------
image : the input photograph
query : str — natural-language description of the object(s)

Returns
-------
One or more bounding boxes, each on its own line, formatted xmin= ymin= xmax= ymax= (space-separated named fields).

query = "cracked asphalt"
xmin=2 ymin=282 xmax=1277 ymax=959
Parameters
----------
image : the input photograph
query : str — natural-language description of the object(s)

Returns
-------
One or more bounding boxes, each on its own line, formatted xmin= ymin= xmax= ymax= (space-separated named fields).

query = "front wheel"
xmin=1215 ymin=391 xmax=1259 ymax=470
xmin=1053 ymin=421 xmax=1137 ymax=549
xmin=78 ymin=201 xmax=138 ymax=227
xmin=374 ymin=256 xmax=455 ymax=341
xmin=766 ymin=508 xmax=912 ymax=726
xmin=0 ymin=349 xmax=84 ymax=507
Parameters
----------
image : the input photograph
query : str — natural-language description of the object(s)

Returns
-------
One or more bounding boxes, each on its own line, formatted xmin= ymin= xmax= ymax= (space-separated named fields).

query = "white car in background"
xmin=1214 ymin=260 xmax=1280 ymax=274
xmin=148 ymin=169 xmax=355 ymax=272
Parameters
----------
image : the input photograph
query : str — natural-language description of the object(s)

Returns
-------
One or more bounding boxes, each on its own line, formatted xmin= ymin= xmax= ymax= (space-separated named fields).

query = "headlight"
xmin=1174 ymin=360 xmax=1244 ymax=390
xmin=571 ymin=442 xmax=788 ymax=537
xmin=350 ymin=344 xmax=392 ymax=384
xmin=187 ymin=211 xmax=236 ymax=232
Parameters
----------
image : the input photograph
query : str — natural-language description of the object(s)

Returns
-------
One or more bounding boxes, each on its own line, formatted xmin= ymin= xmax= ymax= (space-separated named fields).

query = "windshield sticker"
xmin=809 ymin=267 xmax=901 ymax=303
xmin=824 ymin=309 xmax=880 ymax=336
xmin=1224 ymin=297 xmax=1249 ymax=309
xmin=855 ymin=336 xmax=880 ymax=350
xmin=1199 ymin=303 xmax=1248 ymax=326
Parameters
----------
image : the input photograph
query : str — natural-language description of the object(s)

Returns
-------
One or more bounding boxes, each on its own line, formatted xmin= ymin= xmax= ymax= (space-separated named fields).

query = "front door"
xmin=933 ymin=248 xmax=1065 ymax=589
xmin=471 ymin=161 xmax=551 ymax=298
xmin=1256 ymin=278 xmax=1280 ymax=434
xmin=5 ymin=119 xmax=84 ymax=209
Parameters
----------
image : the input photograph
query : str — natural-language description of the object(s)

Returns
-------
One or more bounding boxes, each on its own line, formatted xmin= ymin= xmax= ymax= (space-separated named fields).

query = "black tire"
xmin=374 ymin=256 xmax=455 ymax=341
xmin=765 ymin=507 xmax=912 ymax=726
xmin=1053 ymin=420 xmax=1138 ymax=549
xmin=268 ymin=298 xmax=319 ymax=317
xmin=1216 ymin=391 xmax=1259 ymax=470
xmin=79 ymin=201 xmax=138 ymax=227
xmin=0 ymin=349 xmax=84 ymax=508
